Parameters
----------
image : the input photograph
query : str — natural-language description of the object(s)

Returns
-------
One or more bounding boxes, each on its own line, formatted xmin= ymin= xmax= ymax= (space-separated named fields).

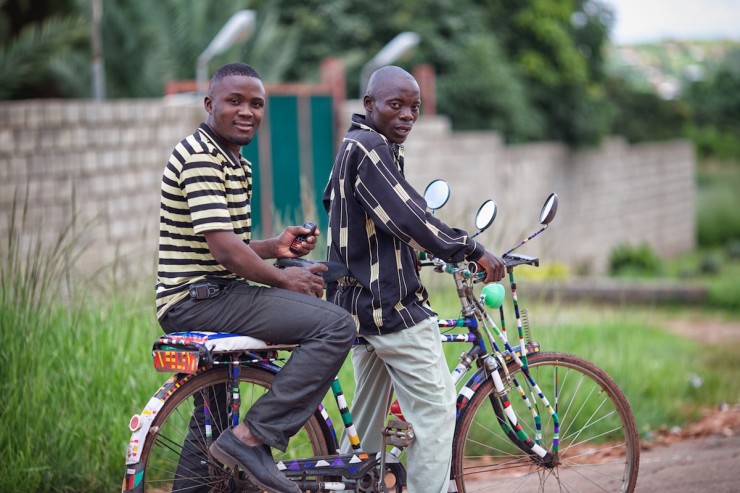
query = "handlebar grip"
xmin=502 ymin=253 xmax=540 ymax=268
xmin=275 ymin=258 xmax=350 ymax=283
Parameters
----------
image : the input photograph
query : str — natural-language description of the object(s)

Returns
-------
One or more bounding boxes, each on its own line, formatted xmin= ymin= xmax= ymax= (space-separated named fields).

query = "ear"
xmin=203 ymin=96 xmax=213 ymax=114
xmin=363 ymin=95 xmax=374 ymax=113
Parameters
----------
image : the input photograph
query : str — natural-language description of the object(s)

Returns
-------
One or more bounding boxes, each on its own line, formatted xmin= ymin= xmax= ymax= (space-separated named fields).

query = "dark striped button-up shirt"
xmin=323 ymin=114 xmax=483 ymax=336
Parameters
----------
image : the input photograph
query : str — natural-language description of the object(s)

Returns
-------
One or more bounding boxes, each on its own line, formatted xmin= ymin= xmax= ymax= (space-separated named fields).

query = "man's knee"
xmin=335 ymin=311 xmax=357 ymax=348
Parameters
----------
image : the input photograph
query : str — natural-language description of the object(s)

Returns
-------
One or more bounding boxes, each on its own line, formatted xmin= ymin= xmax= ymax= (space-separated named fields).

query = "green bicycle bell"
xmin=481 ymin=283 xmax=505 ymax=309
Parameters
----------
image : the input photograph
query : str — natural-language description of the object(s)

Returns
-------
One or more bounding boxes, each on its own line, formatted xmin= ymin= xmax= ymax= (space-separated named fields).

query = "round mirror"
xmin=539 ymin=193 xmax=559 ymax=225
xmin=475 ymin=200 xmax=497 ymax=231
xmin=423 ymin=179 xmax=450 ymax=210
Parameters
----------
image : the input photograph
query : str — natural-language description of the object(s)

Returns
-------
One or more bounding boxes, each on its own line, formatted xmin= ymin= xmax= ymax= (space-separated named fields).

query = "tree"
xmin=682 ymin=50 xmax=740 ymax=160
xmin=0 ymin=0 xmax=89 ymax=99
xmin=2 ymin=0 xmax=622 ymax=149
xmin=605 ymin=77 xmax=689 ymax=143
xmin=436 ymin=33 xmax=544 ymax=141
xmin=470 ymin=0 xmax=616 ymax=146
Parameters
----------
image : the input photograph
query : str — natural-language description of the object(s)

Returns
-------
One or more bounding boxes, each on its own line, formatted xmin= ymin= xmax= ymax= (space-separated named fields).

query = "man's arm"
xmin=354 ymin=144 xmax=475 ymax=261
xmin=204 ymin=230 xmax=326 ymax=297
xmin=354 ymin=142 xmax=505 ymax=281
xmin=249 ymin=223 xmax=319 ymax=259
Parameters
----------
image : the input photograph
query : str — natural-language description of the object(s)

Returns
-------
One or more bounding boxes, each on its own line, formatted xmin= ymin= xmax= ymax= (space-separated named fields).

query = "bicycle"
xmin=122 ymin=181 xmax=640 ymax=492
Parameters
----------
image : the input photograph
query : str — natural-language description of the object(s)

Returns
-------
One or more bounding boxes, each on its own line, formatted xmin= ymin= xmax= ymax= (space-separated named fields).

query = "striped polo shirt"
xmin=323 ymin=114 xmax=483 ymax=336
xmin=155 ymin=123 xmax=251 ymax=320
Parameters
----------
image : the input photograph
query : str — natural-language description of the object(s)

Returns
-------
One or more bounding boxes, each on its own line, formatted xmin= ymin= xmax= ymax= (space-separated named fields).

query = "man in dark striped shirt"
xmin=323 ymin=65 xmax=505 ymax=492
xmin=156 ymin=63 xmax=354 ymax=493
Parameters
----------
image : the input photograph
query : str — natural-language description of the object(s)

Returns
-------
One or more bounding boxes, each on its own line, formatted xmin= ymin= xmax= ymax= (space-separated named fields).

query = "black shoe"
xmin=209 ymin=429 xmax=300 ymax=493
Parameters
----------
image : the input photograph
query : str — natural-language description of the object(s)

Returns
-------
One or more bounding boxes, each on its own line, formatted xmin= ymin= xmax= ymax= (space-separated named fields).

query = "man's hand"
xmin=275 ymin=224 xmax=320 ymax=258
xmin=280 ymin=264 xmax=328 ymax=298
xmin=476 ymin=249 xmax=506 ymax=283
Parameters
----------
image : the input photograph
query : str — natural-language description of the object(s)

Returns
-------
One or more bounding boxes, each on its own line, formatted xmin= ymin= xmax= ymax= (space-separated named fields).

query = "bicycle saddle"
xmin=155 ymin=331 xmax=295 ymax=354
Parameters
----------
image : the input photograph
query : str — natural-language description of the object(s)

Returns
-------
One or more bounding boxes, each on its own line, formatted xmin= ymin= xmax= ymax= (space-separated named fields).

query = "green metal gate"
xmin=242 ymin=88 xmax=336 ymax=239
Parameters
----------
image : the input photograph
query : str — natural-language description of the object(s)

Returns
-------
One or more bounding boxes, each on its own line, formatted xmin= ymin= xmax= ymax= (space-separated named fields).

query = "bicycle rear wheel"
xmin=453 ymin=351 xmax=639 ymax=492
xmin=137 ymin=365 xmax=334 ymax=492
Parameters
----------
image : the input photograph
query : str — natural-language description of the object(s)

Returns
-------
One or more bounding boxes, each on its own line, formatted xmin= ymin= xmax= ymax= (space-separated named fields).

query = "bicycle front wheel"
xmin=453 ymin=351 xmax=639 ymax=492
xmin=136 ymin=365 xmax=334 ymax=492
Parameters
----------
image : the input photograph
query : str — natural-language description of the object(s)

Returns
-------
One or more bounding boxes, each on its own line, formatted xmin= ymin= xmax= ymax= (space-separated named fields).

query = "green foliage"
xmin=436 ymin=33 xmax=544 ymax=140
xmin=6 ymin=0 xmax=738 ymax=153
xmin=479 ymin=0 xmax=616 ymax=146
xmin=605 ymin=77 xmax=690 ymax=142
xmin=0 ymin=13 xmax=89 ymax=99
xmin=684 ymin=124 xmax=740 ymax=162
xmin=1 ymin=0 xmax=620 ymax=147
xmin=0 ymin=199 xmax=159 ymax=492
xmin=665 ymin=246 xmax=740 ymax=311
xmin=682 ymin=47 xmax=740 ymax=160
xmin=696 ymin=166 xmax=740 ymax=247
xmin=100 ymin=0 xmax=256 ymax=97
xmin=609 ymin=242 xmax=663 ymax=277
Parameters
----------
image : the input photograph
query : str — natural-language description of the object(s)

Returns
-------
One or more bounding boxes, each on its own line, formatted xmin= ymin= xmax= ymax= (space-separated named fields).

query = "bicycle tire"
xmin=136 ymin=365 xmax=334 ymax=492
xmin=452 ymin=351 xmax=640 ymax=492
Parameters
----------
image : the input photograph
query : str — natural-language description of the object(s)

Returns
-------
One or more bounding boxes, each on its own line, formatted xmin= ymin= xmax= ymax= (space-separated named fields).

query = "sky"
xmin=605 ymin=0 xmax=740 ymax=44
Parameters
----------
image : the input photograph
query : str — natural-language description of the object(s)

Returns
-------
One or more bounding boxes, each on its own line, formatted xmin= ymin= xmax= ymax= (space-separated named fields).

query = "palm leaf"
xmin=0 ymin=14 xmax=89 ymax=99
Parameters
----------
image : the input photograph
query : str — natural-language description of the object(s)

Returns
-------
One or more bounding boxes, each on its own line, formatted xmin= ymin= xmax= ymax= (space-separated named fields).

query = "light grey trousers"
xmin=340 ymin=317 xmax=457 ymax=493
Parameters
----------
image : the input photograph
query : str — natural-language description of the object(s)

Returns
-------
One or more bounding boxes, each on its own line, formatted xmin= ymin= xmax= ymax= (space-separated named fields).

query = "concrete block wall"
xmin=403 ymin=116 xmax=696 ymax=274
xmin=0 ymin=99 xmax=204 ymax=277
xmin=0 ymin=100 xmax=695 ymax=279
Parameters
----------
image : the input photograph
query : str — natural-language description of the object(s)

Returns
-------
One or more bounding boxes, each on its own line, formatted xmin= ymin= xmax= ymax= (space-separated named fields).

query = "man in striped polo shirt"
xmin=156 ymin=62 xmax=355 ymax=493
xmin=323 ymin=65 xmax=506 ymax=493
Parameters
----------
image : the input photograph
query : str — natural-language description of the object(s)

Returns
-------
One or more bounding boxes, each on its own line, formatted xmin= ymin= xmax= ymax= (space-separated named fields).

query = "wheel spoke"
xmin=454 ymin=352 xmax=639 ymax=492
xmin=135 ymin=367 xmax=332 ymax=492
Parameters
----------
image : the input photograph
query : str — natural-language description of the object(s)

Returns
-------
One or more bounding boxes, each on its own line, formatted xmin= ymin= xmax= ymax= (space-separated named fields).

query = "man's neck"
xmin=202 ymin=123 xmax=242 ymax=165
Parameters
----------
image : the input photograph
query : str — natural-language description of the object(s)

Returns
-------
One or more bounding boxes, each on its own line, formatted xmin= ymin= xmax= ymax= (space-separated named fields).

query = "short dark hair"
xmin=210 ymin=63 xmax=262 ymax=88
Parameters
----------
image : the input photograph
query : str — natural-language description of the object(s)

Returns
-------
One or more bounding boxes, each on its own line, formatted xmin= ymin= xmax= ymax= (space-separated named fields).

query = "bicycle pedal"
xmin=231 ymin=467 xmax=263 ymax=492
xmin=383 ymin=419 xmax=414 ymax=447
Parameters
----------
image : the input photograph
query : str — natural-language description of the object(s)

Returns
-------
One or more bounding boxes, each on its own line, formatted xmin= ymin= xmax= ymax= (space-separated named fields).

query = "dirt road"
xmin=623 ymin=310 xmax=740 ymax=492
xmin=635 ymin=432 xmax=740 ymax=493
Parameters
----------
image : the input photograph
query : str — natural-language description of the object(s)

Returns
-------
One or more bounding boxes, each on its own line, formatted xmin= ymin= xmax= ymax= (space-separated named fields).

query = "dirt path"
xmin=635 ymin=313 xmax=740 ymax=491
xmin=662 ymin=315 xmax=740 ymax=344
xmin=635 ymin=432 xmax=740 ymax=493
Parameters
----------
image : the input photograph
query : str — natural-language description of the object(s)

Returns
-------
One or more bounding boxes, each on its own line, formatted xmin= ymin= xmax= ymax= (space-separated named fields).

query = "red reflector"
xmin=153 ymin=349 xmax=200 ymax=373
xmin=129 ymin=414 xmax=142 ymax=431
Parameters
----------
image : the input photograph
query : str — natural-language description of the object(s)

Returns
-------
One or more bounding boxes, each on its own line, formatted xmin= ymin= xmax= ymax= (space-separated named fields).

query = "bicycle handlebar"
xmin=274 ymin=258 xmax=350 ymax=283
xmin=419 ymin=252 xmax=540 ymax=282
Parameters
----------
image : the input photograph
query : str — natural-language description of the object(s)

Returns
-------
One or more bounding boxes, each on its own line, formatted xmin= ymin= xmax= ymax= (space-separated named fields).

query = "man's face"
xmin=205 ymin=75 xmax=266 ymax=152
xmin=365 ymin=77 xmax=420 ymax=144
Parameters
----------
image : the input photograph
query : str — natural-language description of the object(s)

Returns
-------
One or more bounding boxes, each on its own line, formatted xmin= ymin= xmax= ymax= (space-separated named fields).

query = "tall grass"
xmin=696 ymin=162 xmax=740 ymax=247
xmin=429 ymin=280 xmax=740 ymax=435
xmin=0 ymin=199 xmax=162 ymax=492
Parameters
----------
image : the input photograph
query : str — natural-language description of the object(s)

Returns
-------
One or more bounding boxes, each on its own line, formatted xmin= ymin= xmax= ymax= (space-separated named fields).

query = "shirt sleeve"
xmin=180 ymin=153 xmax=232 ymax=235
xmin=354 ymin=139 xmax=481 ymax=263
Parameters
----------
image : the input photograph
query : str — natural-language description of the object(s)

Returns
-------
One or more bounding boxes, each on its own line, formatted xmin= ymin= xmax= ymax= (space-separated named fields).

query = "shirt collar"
xmin=350 ymin=114 xmax=404 ymax=172
xmin=197 ymin=123 xmax=245 ymax=167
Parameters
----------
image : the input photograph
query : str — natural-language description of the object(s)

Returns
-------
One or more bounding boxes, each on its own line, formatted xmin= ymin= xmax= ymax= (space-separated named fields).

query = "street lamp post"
xmin=358 ymin=31 xmax=420 ymax=97
xmin=196 ymin=10 xmax=256 ymax=95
